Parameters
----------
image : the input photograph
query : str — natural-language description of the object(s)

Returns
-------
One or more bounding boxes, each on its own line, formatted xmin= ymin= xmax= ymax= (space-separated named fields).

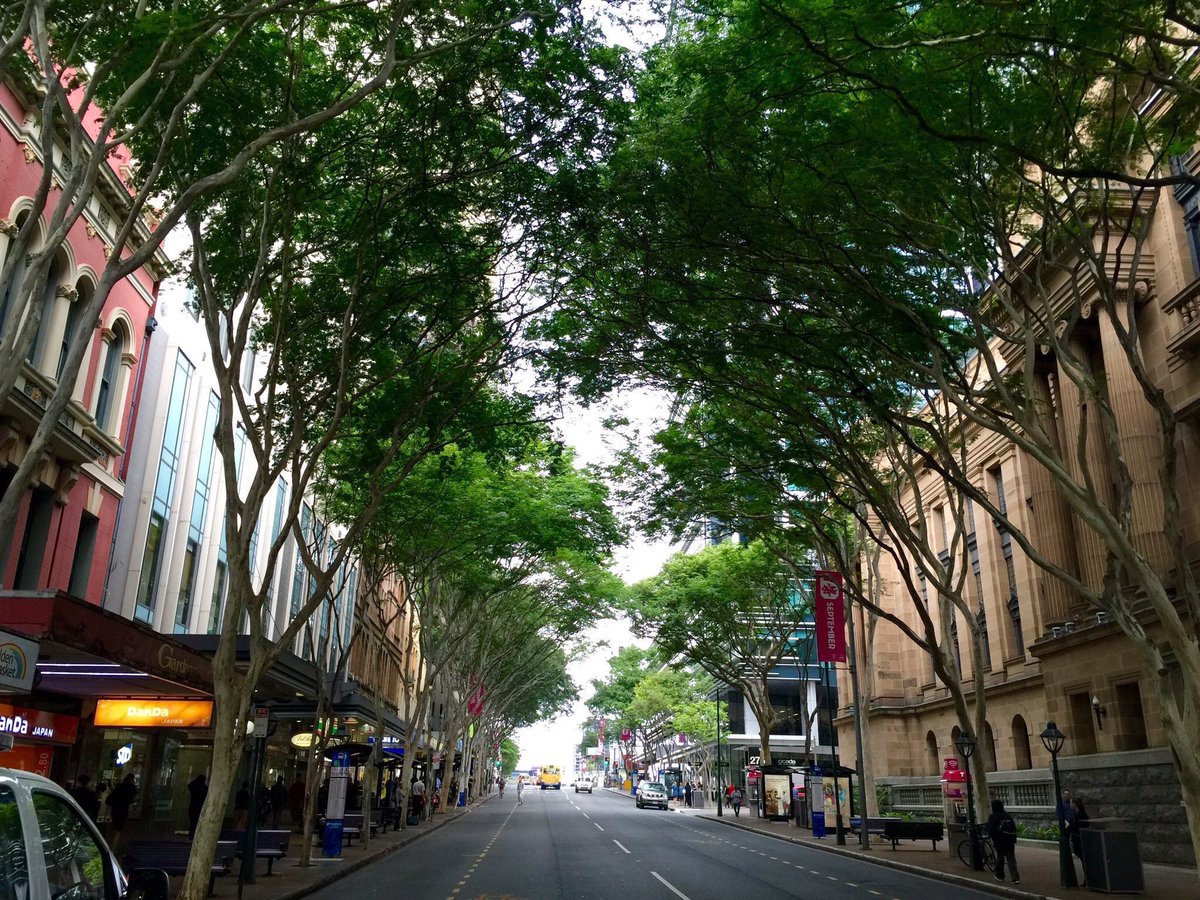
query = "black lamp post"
xmin=954 ymin=732 xmax=982 ymax=871
xmin=1040 ymin=721 xmax=1078 ymax=889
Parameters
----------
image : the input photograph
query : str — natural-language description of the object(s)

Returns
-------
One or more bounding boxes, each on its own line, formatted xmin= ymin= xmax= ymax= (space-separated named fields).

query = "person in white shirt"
xmin=517 ymin=777 xmax=525 ymax=806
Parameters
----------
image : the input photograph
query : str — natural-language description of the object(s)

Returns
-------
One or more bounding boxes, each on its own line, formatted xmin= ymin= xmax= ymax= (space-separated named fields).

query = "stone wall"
xmin=1060 ymin=748 xmax=1194 ymax=866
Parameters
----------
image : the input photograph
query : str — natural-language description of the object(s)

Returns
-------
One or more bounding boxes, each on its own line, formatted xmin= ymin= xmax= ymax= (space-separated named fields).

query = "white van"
xmin=0 ymin=767 xmax=167 ymax=900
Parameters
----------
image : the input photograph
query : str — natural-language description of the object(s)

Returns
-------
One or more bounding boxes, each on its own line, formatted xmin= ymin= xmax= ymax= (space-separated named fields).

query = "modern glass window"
xmin=135 ymin=350 xmax=193 ymax=622
xmin=208 ymin=553 xmax=228 ymax=635
xmin=175 ymin=539 xmax=200 ymax=633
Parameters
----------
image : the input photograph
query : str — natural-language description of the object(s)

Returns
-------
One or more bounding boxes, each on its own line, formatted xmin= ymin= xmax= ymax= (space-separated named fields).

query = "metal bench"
xmin=849 ymin=816 xmax=892 ymax=836
xmin=881 ymin=819 xmax=944 ymax=850
xmin=220 ymin=829 xmax=290 ymax=875
xmin=342 ymin=813 xmax=363 ymax=845
xmin=126 ymin=839 xmax=237 ymax=896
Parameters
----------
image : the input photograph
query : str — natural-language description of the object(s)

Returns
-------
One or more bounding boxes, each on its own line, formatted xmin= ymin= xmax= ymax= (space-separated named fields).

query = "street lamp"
xmin=953 ymin=731 xmax=982 ymax=871
xmin=1040 ymin=721 xmax=1079 ymax=889
xmin=715 ymin=688 xmax=723 ymax=818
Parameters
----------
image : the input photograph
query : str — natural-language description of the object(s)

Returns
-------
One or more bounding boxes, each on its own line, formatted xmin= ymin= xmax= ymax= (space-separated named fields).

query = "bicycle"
xmin=957 ymin=824 xmax=997 ymax=871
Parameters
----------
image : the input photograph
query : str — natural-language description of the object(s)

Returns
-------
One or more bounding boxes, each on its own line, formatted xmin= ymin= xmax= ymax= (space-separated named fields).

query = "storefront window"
xmin=97 ymin=731 xmax=148 ymax=820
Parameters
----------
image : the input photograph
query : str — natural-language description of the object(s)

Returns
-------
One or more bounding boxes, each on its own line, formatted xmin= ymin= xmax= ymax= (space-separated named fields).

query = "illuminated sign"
xmin=0 ymin=702 xmax=78 ymax=744
xmin=291 ymin=732 xmax=315 ymax=748
xmin=115 ymin=744 xmax=133 ymax=766
xmin=0 ymin=630 xmax=38 ymax=693
xmin=94 ymin=698 xmax=213 ymax=728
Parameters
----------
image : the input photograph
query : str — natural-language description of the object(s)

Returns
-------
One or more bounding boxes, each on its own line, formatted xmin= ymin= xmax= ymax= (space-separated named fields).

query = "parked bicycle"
xmin=957 ymin=823 xmax=997 ymax=871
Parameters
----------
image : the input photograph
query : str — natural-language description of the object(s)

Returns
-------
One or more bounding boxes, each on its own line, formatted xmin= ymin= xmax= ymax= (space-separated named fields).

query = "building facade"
xmin=840 ymin=156 xmax=1200 ymax=865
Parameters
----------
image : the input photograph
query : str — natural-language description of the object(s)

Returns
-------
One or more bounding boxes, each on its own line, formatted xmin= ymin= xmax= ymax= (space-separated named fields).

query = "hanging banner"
xmin=813 ymin=570 xmax=847 ymax=663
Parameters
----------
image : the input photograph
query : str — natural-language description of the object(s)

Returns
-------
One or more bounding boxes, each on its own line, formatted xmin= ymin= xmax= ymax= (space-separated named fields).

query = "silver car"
xmin=635 ymin=781 xmax=669 ymax=810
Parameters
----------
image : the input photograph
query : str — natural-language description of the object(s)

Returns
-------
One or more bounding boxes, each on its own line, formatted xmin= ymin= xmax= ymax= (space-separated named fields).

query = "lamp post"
xmin=715 ymin=688 xmax=723 ymax=818
xmin=954 ymin=732 xmax=982 ymax=871
xmin=1040 ymin=721 xmax=1079 ymax=888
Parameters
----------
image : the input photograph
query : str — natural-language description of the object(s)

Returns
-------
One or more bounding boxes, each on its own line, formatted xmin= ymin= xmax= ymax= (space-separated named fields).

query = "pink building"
xmin=0 ymin=76 xmax=166 ymax=604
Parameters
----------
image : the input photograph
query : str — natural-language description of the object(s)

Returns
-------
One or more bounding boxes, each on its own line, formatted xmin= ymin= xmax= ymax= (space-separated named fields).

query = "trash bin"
xmin=1080 ymin=829 xmax=1144 ymax=893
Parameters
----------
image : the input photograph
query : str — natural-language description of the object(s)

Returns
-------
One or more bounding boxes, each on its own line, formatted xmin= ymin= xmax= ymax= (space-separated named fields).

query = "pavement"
xmin=198 ymin=805 xmax=473 ymax=900
xmin=202 ymin=790 xmax=1199 ymax=899
xmin=603 ymin=788 xmax=1198 ymax=900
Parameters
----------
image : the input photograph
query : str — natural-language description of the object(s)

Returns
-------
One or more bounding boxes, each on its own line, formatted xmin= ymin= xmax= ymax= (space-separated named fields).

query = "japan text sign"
xmin=813 ymin=570 xmax=847 ymax=663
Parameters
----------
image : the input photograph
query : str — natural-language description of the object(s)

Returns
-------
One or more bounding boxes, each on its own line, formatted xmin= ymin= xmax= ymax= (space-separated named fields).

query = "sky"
xmin=514 ymin=389 xmax=678 ymax=773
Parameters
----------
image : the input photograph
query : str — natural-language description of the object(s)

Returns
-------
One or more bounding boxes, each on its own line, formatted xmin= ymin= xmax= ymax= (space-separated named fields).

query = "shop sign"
xmin=0 ymin=701 xmax=79 ymax=744
xmin=291 ymin=732 xmax=316 ymax=748
xmin=94 ymin=698 xmax=213 ymax=728
xmin=0 ymin=630 xmax=38 ymax=693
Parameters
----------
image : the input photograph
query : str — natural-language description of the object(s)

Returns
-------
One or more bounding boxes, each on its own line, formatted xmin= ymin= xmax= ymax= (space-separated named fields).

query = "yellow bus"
xmin=540 ymin=765 xmax=562 ymax=790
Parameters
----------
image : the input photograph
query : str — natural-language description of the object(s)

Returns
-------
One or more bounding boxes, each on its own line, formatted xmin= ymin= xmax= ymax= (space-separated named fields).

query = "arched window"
xmin=983 ymin=721 xmax=998 ymax=772
xmin=57 ymin=278 xmax=90 ymax=381
xmin=1011 ymin=715 xmax=1032 ymax=770
xmin=94 ymin=321 xmax=127 ymax=432
xmin=0 ymin=210 xmax=33 ymax=331
xmin=27 ymin=249 xmax=66 ymax=369
xmin=926 ymin=731 xmax=940 ymax=776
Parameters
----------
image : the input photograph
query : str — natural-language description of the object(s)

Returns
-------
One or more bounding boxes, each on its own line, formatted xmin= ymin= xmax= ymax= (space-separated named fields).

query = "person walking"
xmin=71 ymin=775 xmax=100 ymax=823
xmin=186 ymin=773 xmax=208 ymax=838
xmin=412 ymin=777 xmax=427 ymax=819
xmin=1070 ymin=796 xmax=1091 ymax=886
xmin=987 ymin=799 xmax=1020 ymax=884
xmin=517 ymin=777 xmax=525 ymax=806
xmin=288 ymin=775 xmax=306 ymax=832
xmin=106 ymin=774 xmax=138 ymax=850
xmin=270 ymin=776 xmax=288 ymax=829
xmin=234 ymin=781 xmax=251 ymax=830
xmin=730 ymin=786 xmax=743 ymax=818
xmin=684 ymin=781 xmax=693 ymax=808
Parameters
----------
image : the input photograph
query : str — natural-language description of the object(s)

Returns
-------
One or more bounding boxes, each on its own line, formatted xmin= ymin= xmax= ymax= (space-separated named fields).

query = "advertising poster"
xmin=763 ymin=773 xmax=791 ymax=818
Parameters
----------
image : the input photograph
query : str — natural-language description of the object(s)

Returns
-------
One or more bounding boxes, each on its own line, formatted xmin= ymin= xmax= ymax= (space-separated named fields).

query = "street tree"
xmin=627 ymin=540 xmax=813 ymax=765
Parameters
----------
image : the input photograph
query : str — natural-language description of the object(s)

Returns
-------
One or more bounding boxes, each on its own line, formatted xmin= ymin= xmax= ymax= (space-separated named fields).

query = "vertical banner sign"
xmin=813 ymin=570 xmax=847 ymax=663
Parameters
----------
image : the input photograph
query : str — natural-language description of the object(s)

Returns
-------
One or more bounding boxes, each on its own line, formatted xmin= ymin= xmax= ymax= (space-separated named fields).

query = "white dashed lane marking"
xmin=613 ymin=840 xmax=631 ymax=854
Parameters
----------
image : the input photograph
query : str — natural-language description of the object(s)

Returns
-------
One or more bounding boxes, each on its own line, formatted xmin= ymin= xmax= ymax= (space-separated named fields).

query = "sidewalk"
xmin=199 ymin=805 xmax=474 ymax=900
xmin=608 ymin=789 xmax=1197 ymax=899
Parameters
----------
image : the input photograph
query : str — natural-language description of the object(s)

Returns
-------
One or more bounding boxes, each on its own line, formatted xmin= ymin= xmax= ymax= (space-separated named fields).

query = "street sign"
xmin=254 ymin=706 xmax=270 ymax=733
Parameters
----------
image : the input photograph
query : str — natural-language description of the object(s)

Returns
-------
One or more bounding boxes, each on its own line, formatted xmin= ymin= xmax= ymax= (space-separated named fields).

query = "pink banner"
xmin=814 ymin=570 xmax=847 ymax=662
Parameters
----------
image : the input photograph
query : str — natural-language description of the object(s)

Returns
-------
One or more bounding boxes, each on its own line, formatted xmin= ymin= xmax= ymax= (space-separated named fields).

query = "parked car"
xmin=635 ymin=781 xmax=669 ymax=810
xmin=572 ymin=778 xmax=593 ymax=793
xmin=0 ymin=767 xmax=169 ymax=900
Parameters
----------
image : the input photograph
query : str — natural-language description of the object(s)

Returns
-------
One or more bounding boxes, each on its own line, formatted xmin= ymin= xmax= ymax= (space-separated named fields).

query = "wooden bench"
xmin=849 ymin=816 xmax=892 ymax=836
xmin=882 ymin=819 xmax=944 ymax=850
xmin=221 ymin=829 xmax=291 ymax=875
xmin=126 ymin=839 xmax=237 ymax=896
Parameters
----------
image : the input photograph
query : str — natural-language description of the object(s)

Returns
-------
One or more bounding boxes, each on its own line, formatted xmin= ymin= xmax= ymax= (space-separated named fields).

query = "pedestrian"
xmin=71 ymin=774 xmax=100 ymax=823
xmin=517 ymin=777 xmax=525 ymax=806
xmin=987 ymin=799 xmax=1020 ymax=885
xmin=186 ymin=773 xmax=208 ymax=838
xmin=1058 ymin=788 xmax=1075 ymax=830
xmin=270 ymin=776 xmax=288 ymax=829
xmin=289 ymin=775 xmax=306 ymax=831
xmin=684 ymin=781 xmax=693 ymax=808
xmin=730 ymin=786 xmax=743 ymax=817
xmin=1070 ymin=796 xmax=1091 ymax=886
xmin=412 ymin=777 xmax=427 ymax=818
xmin=234 ymin=780 xmax=251 ymax=829
xmin=106 ymin=774 xmax=138 ymax=849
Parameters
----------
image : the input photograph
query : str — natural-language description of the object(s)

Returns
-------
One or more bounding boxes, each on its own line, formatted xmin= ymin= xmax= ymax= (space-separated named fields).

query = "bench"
xmin=849 ymin=816 xmax=892 ymax=836
xmin=882 ymin=819 xmax=944 ymax=850
xmin=221 ymin=829 xmax=290 ymax=875
xmin=342 ymin=813 xmax=363 ymax=845
xmin=126 ymin=839 xmax=237 ymax=896
xmin=367 ymin=810 xmax=389 ymax=836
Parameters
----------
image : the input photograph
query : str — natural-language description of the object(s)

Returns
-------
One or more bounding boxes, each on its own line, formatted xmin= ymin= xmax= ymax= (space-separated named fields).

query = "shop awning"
xmin=0 ymin=591 xmax=212 ymax=697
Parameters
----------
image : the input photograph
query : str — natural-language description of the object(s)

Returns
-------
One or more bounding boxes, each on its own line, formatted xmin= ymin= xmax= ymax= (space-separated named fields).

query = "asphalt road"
xmin=305 ymin=787 xmax=998 ymax=900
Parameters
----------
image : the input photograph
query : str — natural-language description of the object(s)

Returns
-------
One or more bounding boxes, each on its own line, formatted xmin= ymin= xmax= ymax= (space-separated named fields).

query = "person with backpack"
xmin=987 ymin=799 xmax=1020 ymax=884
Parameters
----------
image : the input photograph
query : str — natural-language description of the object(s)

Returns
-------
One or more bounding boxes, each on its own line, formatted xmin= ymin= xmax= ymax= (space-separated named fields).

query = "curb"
xmin=268 ymin=806 xmax=475 ymax=900
xmin=698 ymin=814 xmax=1056 ymax=900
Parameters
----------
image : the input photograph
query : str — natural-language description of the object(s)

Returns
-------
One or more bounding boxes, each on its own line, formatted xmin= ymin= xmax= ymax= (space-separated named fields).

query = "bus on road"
xmin=540 ymin=765 xmax=563 ymax=789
